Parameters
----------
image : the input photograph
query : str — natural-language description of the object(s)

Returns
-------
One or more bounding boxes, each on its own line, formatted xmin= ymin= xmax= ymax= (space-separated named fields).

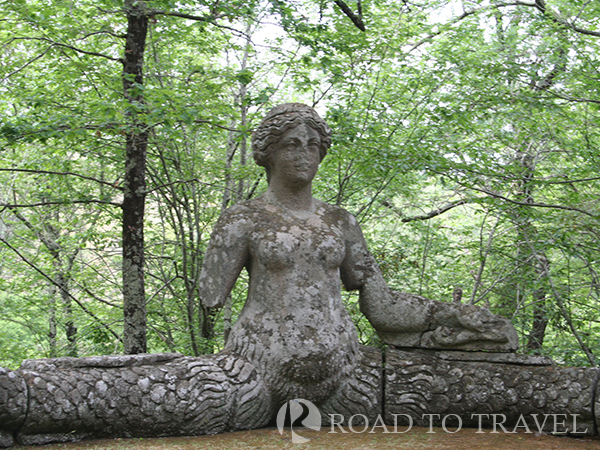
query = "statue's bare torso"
xmin=200 ymin=194 xmax=369 ymax=403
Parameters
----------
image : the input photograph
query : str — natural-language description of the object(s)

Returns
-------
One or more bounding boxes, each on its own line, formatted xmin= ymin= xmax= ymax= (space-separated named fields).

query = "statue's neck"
xmin=265 ymin=183 xmax=314 ymax=215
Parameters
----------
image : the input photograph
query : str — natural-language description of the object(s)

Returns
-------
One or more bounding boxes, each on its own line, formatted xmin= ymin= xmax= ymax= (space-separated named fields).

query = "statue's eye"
xmin=284 ymin=141 xmax=297 ymax=151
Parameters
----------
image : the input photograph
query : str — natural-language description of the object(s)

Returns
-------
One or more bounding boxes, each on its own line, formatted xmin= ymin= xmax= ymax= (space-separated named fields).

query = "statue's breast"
xmin=249 ymin=212 xmax=346 ymax=271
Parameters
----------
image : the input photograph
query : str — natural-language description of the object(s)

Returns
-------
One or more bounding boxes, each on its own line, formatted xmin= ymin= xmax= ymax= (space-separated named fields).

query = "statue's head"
xmin=252 ymin=103 xmax=332 ymax=181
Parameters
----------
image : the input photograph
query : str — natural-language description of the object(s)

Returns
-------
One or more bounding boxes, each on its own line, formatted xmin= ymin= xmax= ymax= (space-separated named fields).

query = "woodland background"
xmin=1 ymin=0 xmax=598 ymax=369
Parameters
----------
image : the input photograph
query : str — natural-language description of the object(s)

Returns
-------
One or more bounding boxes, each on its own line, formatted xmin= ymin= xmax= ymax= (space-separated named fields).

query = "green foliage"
xmin=1 ymin=0 xmax=599 ymax=367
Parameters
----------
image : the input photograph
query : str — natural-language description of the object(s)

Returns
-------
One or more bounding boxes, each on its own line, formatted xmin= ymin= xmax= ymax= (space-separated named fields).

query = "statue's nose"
xmin=294 ymin=142 xmax=310 ymax=158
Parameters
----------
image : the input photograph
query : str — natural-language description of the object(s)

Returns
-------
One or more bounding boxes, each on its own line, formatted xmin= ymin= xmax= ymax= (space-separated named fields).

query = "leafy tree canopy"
xmin=0 ymin=0 xmax=598 ymax=367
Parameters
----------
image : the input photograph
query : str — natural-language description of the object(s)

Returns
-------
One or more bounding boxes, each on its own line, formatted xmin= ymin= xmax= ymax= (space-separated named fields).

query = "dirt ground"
xmin=12 ymin=426 xmax=600 ymax=450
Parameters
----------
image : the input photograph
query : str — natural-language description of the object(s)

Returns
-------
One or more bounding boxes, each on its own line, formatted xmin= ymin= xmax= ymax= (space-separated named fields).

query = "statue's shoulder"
xmin=315 ymin=200 xmax=361 ymax=228
xmin=212 ymin=199 xmax=265 ymax=235
xmin=219 ymin=197 xmax=267 ymax=216
xmin=216 ymin=196 xmax=282 ymax=226
xmin=316 ymin=200 xmax=345 ymax=216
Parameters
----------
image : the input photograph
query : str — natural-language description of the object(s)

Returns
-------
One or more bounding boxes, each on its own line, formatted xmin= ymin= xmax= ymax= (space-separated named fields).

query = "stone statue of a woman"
xmin=198 ymin=102 xmax=517 ymax=409
xmin=198 ymin=103 xmax=382 ymax=412
xmin=0 ymin=103 xmax=519 ymax=447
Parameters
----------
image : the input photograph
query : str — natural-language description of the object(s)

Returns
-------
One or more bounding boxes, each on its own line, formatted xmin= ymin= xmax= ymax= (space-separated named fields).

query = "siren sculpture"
xmin=0 ymin=104 xmax=596 ymax=447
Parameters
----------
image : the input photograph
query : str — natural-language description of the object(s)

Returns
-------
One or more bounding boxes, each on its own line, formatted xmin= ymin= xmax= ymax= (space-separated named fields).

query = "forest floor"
xmin=12 ymin=426 xmax=600 ymax=450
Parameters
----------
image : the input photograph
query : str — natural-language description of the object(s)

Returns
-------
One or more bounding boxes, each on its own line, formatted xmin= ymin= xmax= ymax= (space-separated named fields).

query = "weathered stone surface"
xmin=1 ymin=346 xmax=381 ymax=447
xmin=0 ymin=367 xmax=27 ymax=433
xmin=320 ymin=345 xmax=383 ymax=424
xmin=360 ymin=272 xmax=519 ymax=352
xmin=200 ymin=195 xmax=365 ymax=405
xmin=0 ymin=432 xmax=14 ymax=449
xmin=19 ymin=352 xmax=182 ymax=371
xmin=433 ymin=350 xmax=554 ymax=365
xmin=199 ymin=103 xmax=378 ymax=409
xmin=385 ymin=348 xmax=599 ymax=434
xmin=15 ymin=352 xmax=271 ymax=445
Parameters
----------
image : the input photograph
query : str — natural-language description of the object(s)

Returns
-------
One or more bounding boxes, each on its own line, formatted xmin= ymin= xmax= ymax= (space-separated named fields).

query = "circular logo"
xmin=276 ymin=398 xmax=322 ymax=444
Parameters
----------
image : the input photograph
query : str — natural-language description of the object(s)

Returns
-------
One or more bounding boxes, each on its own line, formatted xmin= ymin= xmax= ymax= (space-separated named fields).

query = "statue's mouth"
xmin=294 ymin=165 xmax=309 ymax=171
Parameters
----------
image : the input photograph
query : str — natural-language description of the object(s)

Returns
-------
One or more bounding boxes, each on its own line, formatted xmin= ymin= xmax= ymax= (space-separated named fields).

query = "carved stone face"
xmin=268 ymin=123 xmax=321 ymax=186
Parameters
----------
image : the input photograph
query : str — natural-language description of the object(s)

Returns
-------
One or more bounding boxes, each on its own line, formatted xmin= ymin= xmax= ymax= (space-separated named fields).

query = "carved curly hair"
xmin=252 ymin=103 xmax=332 ymax=180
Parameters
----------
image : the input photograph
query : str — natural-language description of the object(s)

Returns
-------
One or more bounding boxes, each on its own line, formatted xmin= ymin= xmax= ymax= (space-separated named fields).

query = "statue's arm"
xmin=337 ymin=210 xmax=518 ymax=349
xmin=339 ymin=212 xmax=394 ymax=323
xmin=198 ymin=206 xmax=250 ymax=308
xmin=339 ymin=210 xmax=428 ymax=333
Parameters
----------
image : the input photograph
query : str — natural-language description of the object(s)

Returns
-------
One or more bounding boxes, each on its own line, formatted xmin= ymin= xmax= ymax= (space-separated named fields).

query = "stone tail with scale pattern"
xmin=2 ymin=346 xmax=600 ymax=446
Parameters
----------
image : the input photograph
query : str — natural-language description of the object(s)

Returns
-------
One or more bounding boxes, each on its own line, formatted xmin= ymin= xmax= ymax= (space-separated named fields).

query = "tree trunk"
xmin=199 ymin=305 xmax=217 ymax=354
xmin=122 ymin=1 xmax=149 ymax=354
xmin=216 ymin=23 xmax=252 ymax=349
xmin=512 ymin=148 xmax=550 ymax=352
xmin=43 ymin=208 xmax=78 ymax=357
xmin=47 ymin=285 xmax=57 ymax=358
xmin=56 ymin=271 xmax=78 ymax=357
xmin=526 ymin=292 xmax=548 ymax=353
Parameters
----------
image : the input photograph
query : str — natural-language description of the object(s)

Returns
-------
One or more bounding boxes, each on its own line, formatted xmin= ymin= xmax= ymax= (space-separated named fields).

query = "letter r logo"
xmin=276 ymin=398 xmax=322 ymax=443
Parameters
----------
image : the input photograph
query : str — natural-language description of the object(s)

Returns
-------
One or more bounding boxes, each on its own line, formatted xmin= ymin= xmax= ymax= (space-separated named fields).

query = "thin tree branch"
xmin=517 ymin=0 xmax=600 ymax=37
xmin=471 ymin=187 xmax=598 ymax=218
xmin=475 ymin=261 xmax=522 ymax=307
xmin=0 ymin=237 xmax=122 ymax=343
xmin=546 ymin=91 xmax=600 ymax=105
xmin=333 ymin=0 xmax=366 ymax=31
xmin=408 ymin=3 xmax=526 ymax=53
xmin=0 ymin=121 xmax=128 ymax=142
xmin=3 ymin=45 xmax=53 ymax=79
xmin=543 ymin=176 xmax=600 ymax=184
xmin=8 ymin=205 xmax=121 ymax=309
xmin=544 ymin=263 xmax=597 ymax=366
xmin=147 ymin=322 xmax=177 ymax=352
xmin=74 ymin=282 xmax=121 ymax=309
xmin=356 ymin=176 xmax=396 ymax=221
xmin=148 ymin=9 xmax=223 ymax=22
xmin=210 ymin=22 xmax=254 ymax=39
xmin=8 ymin=207 xmax=59 ymax=254
xmin=409 ymin=1 xmax=599 ymax=55
xmin=0 ymin=200 xmax=122 ymax=212
xmin=146 ymin=178 xmax=231 ymax=194
xmin=0 ymin=168 xmax=123 ymax=191
xmin=6 ymin=37 xmax=122 ymax=62
xmin=574 ymin=0 xmax=593 ymax=23
xmin=382 ymin=198 xmax=479 ymax=222
xmin=193 ymin=119 xmax=241 ymax=132
xmin=443 ymin=165 xmax=600 ymax=185
xmin=78 ymin=30 xmax=126 ymax=40
xmin=94 ymin=7 xmax=124 ymax=15
xmin=148 ymin=8 xmax=252 ymax=38
xmin=246 ymin=174 xmax=264 ymax=200
xmin=469 ymin=215 xmax=501 ymax=304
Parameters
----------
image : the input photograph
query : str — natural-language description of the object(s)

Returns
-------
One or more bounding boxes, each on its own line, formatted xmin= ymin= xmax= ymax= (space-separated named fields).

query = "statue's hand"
xmin=361 ymin=281 xmax=519 ymax=352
